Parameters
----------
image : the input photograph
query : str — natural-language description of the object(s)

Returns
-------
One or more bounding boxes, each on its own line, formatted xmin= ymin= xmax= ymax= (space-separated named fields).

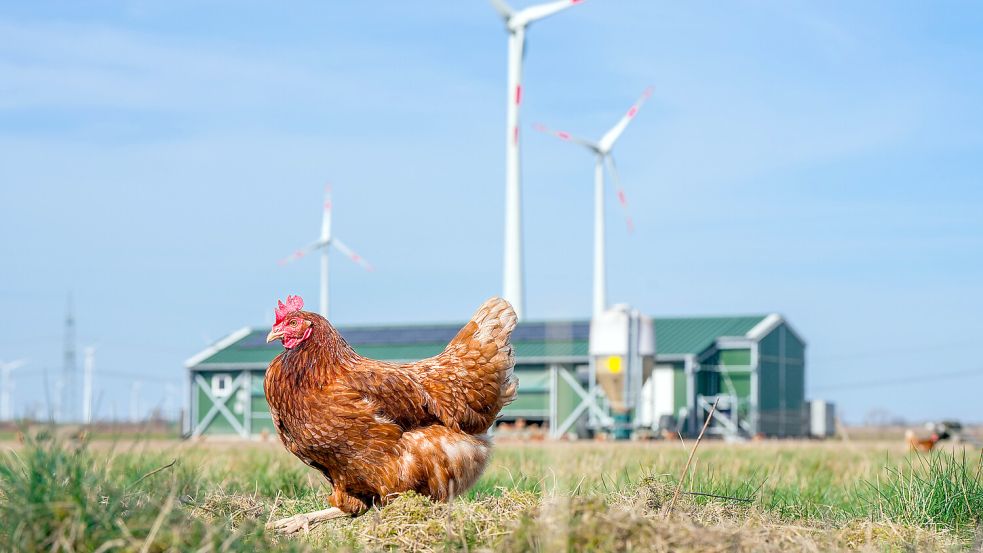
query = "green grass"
xmin=0 ymin=434 xmax=981 ymax=551
xmin=0 ymin=434 xmax=301 ymax=552
xmin=865 ymin=449 xmax=983 ymax=531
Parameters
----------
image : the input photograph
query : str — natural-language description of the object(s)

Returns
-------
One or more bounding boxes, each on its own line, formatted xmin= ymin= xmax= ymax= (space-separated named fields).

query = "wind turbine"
xmin=0 ymin=359 xmax=26 ymax=421
xmin=279 ymin=186 xmax=373 ymax=319
xmin=490 ymin=0 xmax=584 ymax=321
xmin=534 ymin=86 xmax=654 ymax=317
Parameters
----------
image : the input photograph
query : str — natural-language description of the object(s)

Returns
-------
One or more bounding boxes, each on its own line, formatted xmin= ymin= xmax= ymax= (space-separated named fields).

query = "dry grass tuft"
xmin=187 ymin=491 xmax=269 ymax=527
xmin=305 ymin=489 xmax=539 ymax=552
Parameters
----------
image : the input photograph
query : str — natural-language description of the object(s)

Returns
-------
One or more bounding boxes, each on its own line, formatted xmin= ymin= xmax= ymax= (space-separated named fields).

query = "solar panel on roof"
xmin=339 ymin=326 xmax=461 ymax=346
xmin=239 ymin=331 xmax=275 ymax=349
xmin=511 ymin=321 xmax=590 ymax=342
xmin=237 ymin=320 xmax=591 ymax=350
xmin=341 ymin=322 xmax=589 ymax=346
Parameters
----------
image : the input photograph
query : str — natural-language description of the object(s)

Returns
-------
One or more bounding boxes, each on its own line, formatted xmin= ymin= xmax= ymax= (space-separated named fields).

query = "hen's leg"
xmin=267 ymin=486 xmax=369 ymax=534
xmin=329 ymin=486 xmax=372 ymax=515
xmin=266 ymin=507 xmax=348 ymax=534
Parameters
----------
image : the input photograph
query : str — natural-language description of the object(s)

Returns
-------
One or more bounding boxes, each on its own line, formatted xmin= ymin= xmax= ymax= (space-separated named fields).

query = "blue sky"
xmin=1 ymin=1 xmax=981 ymax=424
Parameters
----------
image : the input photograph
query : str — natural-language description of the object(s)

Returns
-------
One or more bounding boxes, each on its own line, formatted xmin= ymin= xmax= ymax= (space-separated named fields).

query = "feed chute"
xmin=589 ymin=305 xmax=655 ymax=438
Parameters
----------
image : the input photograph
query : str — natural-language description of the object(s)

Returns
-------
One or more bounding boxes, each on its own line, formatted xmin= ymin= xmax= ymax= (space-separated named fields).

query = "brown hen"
xmin=263 ymin=295 xmax=517 ymax=533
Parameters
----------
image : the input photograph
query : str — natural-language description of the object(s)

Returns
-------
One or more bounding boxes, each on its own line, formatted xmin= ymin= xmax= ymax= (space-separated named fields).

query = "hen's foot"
xmin=266 ymin=507 xmax=349 ymax=534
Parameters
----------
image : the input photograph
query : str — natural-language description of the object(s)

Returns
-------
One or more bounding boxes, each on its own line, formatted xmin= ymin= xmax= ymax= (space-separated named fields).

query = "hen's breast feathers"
xmin=266 ymin=354 xmax=405 ymax=465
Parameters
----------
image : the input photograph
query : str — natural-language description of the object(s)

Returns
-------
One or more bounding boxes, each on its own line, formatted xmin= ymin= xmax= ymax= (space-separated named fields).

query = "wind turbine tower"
xmin=490 ymin=0 xmax=584 ymax=320
xmin=534 ymin=87 xmax=654 ymax=317
xmin=279 ymin=186 xmax=374 ymax=319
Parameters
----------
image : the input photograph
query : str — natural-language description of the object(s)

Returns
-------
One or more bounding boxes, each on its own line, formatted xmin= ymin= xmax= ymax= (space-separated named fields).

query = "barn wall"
xmin=671 ymin=361 xmax=687 ymax=418
xmin=699 ymin=348 xmax=753 ymax=424
xmin=756 ymin=324 xmax=806 ymax=437
xmin=499 ymin=364 xmax=549 ymax=421
xmin=192 ymin=369 xmax=247 ymax=436
xmin=248 ymin=370 xmax=275 ymax=435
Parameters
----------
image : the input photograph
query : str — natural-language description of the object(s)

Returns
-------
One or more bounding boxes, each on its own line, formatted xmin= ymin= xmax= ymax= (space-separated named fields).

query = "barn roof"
xmin=654 ymin=316 xmax=766 ymax=356
xmin=185 ymin=315 xmax=775 ymax=369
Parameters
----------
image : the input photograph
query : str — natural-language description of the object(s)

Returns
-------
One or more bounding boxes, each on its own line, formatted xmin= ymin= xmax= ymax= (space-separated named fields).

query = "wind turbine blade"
xmin=2 ymin=359 xmax=26 ymax=371
xmin=277 ymin=240 xmax=325 ymax=266
xmin=489 ymin=0 xmax=514 ymax=19
xmin=532 ymin=122 xmax=598 ymax=151
xmin=321 ymin=184 xmax=333 ymax=243
xmin=598 ymin=86 xmax=655 ymax=153
xmin=516 ymin=0 xmax=584 ymax=26
xmin=331 ymin=237 xmax=374 ymax=272
xmin=605 ymin=155 xmax=635 ymax=233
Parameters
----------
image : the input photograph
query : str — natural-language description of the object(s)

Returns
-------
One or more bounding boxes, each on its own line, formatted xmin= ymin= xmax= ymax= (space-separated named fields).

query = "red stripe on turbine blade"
xmin=513 ymin=126 xmax=519 ymax=144
xmin=324 ymin=201 xmax=332 ymax=211
xmin=571 ymin=0 xmax=584 ymax=3
xmin=627 ymin=106 xmax=638 ymax=118
xmin=533 ymin=123 xmax=547 ymax=133
xmin=557 ymin=131 xmax=570 ymax=140
xmin=515 ymin=85 xmax=522 ymax=105
xmin=617 ymin=190 xmax=627 ymax=205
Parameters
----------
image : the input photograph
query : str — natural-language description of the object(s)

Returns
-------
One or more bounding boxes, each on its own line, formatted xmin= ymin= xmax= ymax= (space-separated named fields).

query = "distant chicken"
xmin=264 ymin=295 xmax=517 ymax=533
xmin=905 ymin=429 xmax=940 ymax=453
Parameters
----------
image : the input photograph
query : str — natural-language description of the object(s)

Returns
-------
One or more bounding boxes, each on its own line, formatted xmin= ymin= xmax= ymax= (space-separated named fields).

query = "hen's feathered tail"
xmin=466 ymin=297 xmax=519 ymax=410
xmin=418 ymin=297 xmax=518 ymax=434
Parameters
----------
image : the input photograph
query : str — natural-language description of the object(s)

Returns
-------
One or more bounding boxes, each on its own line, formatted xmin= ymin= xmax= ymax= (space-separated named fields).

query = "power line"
xmin=812 ymin=340 xmax=977 ymax=362
xmin=812 ymin=367 xmax=983 ymax=392
xmin=12 ymin=367 xmax=177 ymax=383
xmin=96 ymin=370 xmax=178 ymax=383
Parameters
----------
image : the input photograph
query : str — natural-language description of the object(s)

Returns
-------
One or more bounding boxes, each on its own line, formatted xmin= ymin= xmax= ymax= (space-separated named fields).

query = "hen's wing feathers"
xmin=341 ymin=364 xmax=437 ymax=430
xmin=410 ymin=298 xmax=518 ymax=434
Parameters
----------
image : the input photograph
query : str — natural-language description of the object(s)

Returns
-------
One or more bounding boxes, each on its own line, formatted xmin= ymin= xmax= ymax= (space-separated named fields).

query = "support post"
xmin=548 ymin=364 xmax=559 ymax=439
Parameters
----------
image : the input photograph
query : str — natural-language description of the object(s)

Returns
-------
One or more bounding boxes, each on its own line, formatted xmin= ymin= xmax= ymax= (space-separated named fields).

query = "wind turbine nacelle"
xmin=589 ymin=305 xmax=655 ymax=414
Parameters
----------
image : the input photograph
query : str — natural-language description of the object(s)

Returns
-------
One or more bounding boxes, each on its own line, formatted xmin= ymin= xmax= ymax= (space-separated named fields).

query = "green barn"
xmin=184 ymin=314 xmax=806 ymax=439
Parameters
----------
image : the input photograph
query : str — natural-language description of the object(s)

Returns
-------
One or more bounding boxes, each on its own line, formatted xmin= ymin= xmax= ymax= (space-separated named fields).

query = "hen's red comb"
xmin=274 ymin=295 xmax=304 ymax=324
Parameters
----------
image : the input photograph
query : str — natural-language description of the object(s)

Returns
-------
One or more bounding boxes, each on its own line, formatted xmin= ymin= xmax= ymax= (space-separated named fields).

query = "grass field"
xmin=1 ymin=433 xmax=981 ymax=552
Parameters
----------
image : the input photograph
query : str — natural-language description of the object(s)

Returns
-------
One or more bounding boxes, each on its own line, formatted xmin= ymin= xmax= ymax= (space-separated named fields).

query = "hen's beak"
xmin=266 ymin=329 xmax=284 ymax=343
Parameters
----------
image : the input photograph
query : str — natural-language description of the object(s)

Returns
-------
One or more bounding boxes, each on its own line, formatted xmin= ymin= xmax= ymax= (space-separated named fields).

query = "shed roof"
xmin=654 ymin=316 xmax=766 ymax=356
xmin=186 ymin=315 xmax=771 ymax=369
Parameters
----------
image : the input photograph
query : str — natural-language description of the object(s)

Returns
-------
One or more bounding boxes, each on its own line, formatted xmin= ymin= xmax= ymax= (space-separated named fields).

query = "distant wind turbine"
xmin=82 ymin=347 xmax=95 ymax=424
xmin=0 ymin=359 xmax=26 ymax=421
xmin=279 ymin=186 xmax=374 ymax=319
xmin=490 ymin=0 xmax=584 ymax=321
xmin=534 ymin=86 xmax=654 ymax=317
